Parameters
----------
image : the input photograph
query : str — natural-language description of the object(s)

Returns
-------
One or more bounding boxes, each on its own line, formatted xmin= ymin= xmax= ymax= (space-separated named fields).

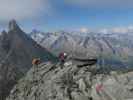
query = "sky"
xmin=0 ymin=0 xmax=133 ymax=32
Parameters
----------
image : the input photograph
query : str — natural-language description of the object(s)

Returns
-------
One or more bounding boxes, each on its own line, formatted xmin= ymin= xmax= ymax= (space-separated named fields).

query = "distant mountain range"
xmin=0 ymin=20 xmax=57 ymax=100
xmin=29 ymin=30 xmax=133 ymax=70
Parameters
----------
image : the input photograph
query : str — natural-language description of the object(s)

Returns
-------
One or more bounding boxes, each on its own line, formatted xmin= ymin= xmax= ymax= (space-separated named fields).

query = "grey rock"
xmin=6 ymin=61 xmax=133 ymax=100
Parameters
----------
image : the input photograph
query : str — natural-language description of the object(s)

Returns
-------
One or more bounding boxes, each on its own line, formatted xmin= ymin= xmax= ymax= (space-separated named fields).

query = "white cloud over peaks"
xmin=111 ymin=26 xmax=133 ymax=33
xmin=99 ymin=29 xmax=108 ymax=34
xmin=111 ymin=27 xmax=128 ymax=33
xmin=80 ymin=27 xmax=89 ymax=33
xmin=65 ymin=0 xmax=133 ymax=9
xmin=0 ymin=0 xmax=52 ymax=21
xmin=99 ymin=26 xmax=133 ymax=34
xmin=128 ymin=26 xmax=133 ymax=30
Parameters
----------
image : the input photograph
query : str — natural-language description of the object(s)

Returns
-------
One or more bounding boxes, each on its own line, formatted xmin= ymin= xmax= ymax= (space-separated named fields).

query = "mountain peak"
xmin=8 ymin=19 xmax=21 ymax=31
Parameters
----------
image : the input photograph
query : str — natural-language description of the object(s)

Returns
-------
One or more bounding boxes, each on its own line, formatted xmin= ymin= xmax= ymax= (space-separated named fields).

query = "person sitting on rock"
xmin=32 ymin=58 xmax=41 ymax=65
xmin=32 ymin=58 xmax=41 ymax=81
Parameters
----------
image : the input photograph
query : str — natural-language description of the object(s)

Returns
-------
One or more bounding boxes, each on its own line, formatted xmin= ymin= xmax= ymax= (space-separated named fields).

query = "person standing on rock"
xmin=59 ymin=52 xmax=68 ymax=68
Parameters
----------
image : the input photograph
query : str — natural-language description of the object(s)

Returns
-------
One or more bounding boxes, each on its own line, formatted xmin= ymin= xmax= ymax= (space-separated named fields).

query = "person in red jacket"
xmin=59 ymin=52 xmax=67 ymax=68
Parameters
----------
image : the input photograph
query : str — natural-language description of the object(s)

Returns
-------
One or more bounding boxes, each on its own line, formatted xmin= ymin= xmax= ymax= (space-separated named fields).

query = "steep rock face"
xmin=6 ymin=61 xmax=133 ymax=100
xmin=0 ymin=20 xmax=57 ymax=99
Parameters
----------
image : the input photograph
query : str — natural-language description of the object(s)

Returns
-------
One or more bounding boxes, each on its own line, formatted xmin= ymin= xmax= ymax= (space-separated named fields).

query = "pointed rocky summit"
xmin=0 ymin=20 xmax=58 ymax=100
xmin=8 ymin=19 xmax=21 ymax=32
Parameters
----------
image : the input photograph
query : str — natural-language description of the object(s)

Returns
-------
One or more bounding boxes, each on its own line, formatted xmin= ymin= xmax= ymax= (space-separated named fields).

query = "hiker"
xmin=32 ymin=58 xmax=41 ymax=65
xmin=59 ymin=52 xmax=68 ymax=68
xmin=32 ymin=58 xmax=41 ymax=81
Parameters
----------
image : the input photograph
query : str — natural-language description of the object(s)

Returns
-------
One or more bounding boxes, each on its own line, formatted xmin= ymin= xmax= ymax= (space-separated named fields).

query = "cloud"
xmin=128 ymin=26 xmax=133 ymax=30
xmin=111 ymin=27 xmax=128 ymax=33
xmin=64 ymin=0 xmax=133 ymax=9
xmin=0 ymin=0 xmax=52 ymax=22
xmin=99 ymin=29 xmax=108 ymax=34
xmin=99 ymin=25 xmax=133 ymax=34
xmin=80 ymin=27 xmax=89 ymax=33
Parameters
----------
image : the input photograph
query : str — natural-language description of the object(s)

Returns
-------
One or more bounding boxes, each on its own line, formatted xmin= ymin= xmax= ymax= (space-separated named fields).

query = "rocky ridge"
xmin=6 ymin=61 xmax=133 ymax=100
